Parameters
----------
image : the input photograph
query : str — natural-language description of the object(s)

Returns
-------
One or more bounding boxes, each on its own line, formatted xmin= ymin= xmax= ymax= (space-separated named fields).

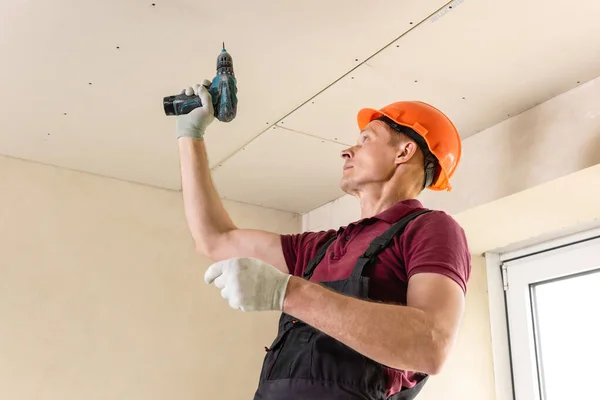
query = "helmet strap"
xmin=423 ymin=154 xmax=437 ymax=189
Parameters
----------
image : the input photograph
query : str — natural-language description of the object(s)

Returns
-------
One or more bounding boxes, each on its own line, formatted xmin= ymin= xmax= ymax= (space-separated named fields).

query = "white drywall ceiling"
xmin=1 ymin=0 xmax=600 ymax=213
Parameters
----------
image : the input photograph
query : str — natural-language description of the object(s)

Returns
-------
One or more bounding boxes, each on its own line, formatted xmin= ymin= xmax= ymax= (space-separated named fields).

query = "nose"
xmin=340 ymin=147 xmax=354 ymax=159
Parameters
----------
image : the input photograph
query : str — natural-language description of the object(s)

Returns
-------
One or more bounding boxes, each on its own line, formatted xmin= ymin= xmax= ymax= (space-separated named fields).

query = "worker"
xmin=175 ymin=82 xmax=471 ymax=399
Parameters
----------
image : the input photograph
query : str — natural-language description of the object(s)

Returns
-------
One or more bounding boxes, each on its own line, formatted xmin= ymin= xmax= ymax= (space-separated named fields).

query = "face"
xmin=340 ymin=120 xmax=408 ymax=193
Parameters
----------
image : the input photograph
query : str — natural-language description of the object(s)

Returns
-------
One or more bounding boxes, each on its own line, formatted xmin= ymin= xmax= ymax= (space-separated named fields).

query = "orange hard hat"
xmin=357 ymin=101 xmax=461 ymax=191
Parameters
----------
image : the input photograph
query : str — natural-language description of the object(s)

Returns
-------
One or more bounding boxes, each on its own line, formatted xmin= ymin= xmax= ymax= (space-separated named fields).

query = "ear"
xmin=394 ymin=141 xmax=418 ymax=165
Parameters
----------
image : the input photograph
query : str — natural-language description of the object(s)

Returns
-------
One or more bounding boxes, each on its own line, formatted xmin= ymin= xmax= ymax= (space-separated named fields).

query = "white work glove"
xmin=204 ymin=257 xmax=292 ymax=312
xmin=176 ymin=79 xmax=215 ymax=140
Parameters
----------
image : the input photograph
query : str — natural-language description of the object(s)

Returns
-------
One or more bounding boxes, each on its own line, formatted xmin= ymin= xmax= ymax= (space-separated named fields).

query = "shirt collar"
xmin=371 ymin=199 xmax=426 ymax=224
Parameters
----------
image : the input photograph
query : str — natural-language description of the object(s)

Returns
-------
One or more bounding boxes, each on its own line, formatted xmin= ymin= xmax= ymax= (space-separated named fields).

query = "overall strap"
xmin=302 ymin=235 xmax=337 ymax=280
xmin=351 ymin=209 xmax=432 ymax=278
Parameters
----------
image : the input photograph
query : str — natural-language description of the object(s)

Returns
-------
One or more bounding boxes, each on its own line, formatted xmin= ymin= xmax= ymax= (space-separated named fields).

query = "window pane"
xmin=532 ymin=269 xmax=600 ymax=400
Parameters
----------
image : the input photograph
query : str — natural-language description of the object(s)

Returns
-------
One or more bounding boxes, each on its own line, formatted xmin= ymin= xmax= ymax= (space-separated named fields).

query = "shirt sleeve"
xmin=280 ymin=230 xmax=337 ymax=276
xmin=400 ymin=211 xmax=472 ymax=293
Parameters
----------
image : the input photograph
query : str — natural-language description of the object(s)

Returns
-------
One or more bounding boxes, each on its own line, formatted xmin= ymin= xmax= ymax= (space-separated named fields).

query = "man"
xmin=175 ymin=81 xmax=471 ymax=399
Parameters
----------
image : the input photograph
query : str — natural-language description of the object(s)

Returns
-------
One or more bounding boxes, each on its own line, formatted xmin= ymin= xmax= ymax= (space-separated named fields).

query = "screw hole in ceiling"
xmin=116 ymin=46 xmax=120 ymax=49
xmin=88 ymin=82 xmax=92 ymax=85
xmin=354 ymin=58 xmax=358 ymax=61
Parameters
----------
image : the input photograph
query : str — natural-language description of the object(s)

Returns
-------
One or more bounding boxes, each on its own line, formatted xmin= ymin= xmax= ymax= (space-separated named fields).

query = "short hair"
xmin=375 ymin=116 xmax=439 ymax=189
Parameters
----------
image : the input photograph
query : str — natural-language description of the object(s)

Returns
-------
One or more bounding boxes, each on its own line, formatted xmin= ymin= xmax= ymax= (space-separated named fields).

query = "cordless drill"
xmin=163 ymin=43 xmax=238 ymax=122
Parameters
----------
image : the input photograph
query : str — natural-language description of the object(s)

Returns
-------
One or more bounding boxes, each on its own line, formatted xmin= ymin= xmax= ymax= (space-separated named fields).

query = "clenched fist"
xmin=204 ymin=257 xmax=292 ymax=312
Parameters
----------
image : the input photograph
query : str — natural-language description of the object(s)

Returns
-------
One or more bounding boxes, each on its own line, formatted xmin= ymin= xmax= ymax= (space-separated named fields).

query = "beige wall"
xmin=0 ymin=153 xmax=499 ymax=400
xmin=0 ymin=155 xmax=301 ymax=400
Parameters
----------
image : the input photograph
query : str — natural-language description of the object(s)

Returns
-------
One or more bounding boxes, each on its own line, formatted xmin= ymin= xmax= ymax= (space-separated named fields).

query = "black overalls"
xmin=254 ymin=210 xmax=432 ymax=400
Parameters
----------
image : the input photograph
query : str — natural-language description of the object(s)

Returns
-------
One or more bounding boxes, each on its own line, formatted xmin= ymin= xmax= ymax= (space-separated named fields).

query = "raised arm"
xmin=176 ymin=82 xmax=288 ymax=272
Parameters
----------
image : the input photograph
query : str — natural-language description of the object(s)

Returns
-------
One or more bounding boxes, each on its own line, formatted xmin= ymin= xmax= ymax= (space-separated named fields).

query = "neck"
xmin=356 ymin=183 xmax=418 ymax=219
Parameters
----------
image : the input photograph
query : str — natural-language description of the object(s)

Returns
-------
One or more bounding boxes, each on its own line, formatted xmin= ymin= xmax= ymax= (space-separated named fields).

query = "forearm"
xmin=283 ymin=277 xmax=443 ymax=374
xmin=178 ymin=138 xmax=236 ymax=255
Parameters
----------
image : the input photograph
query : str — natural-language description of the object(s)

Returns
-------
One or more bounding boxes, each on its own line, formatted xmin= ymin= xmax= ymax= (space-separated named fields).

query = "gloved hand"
xmin=204 ymin=257 xmax=292 ymax=312
xmin=176 ymin=79 xmax=215 ymax=140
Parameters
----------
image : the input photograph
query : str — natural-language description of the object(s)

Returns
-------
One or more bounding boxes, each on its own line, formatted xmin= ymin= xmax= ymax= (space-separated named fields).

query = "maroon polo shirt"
xmin=280 ymin=199 xmax=471 ymax=396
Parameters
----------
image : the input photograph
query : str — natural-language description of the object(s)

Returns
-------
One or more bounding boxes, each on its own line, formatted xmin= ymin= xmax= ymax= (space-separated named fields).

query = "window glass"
xmin=532 ymin=269 xmax=600 ymax=400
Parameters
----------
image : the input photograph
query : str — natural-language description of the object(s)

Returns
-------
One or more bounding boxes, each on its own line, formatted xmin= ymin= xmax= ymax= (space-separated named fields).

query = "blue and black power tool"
xmin=163 ymin=43 xmax=238 ymax=122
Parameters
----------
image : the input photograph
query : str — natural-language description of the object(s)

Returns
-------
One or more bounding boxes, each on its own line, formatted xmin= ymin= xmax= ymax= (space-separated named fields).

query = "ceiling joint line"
xmin=212 ymin=1 xmax=456 ymax=167
xmin=274 ymin=125 xmax=354 ymax=146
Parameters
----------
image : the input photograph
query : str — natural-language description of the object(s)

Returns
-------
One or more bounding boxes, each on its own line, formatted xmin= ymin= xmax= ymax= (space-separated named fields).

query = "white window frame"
xmin=485 ymin=226 xmax=600 ymax=400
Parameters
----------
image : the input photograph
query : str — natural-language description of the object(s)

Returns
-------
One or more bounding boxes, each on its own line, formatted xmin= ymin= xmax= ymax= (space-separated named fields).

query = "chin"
xmin=340 ymin=178 xmax=356 ymax=195
xmin=340 ymin=178 xmax=349 ymax=193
